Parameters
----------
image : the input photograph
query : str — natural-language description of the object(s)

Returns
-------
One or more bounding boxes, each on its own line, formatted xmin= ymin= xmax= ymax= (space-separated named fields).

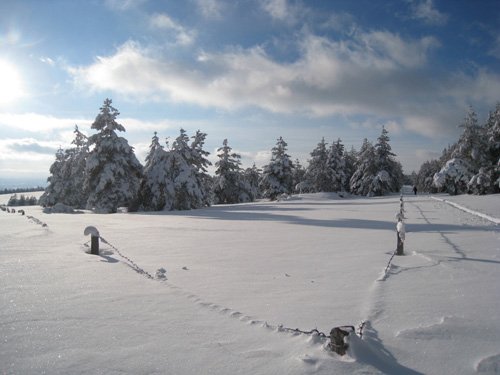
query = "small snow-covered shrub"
xmin=433 ymin=158 xmax=473 ymax=195
xmin=43 ymin=203 xmax=77 ymax=214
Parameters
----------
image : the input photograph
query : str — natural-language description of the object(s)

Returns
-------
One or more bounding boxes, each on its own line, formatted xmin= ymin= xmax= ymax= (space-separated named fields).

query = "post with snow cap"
xmin=84 ymin=226 xmax=100 ymax=255
xmin=396 ymin=194 xmax=405 ymax=255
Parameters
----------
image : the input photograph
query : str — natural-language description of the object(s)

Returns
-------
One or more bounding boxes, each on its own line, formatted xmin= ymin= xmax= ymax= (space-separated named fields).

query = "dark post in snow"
xmin=396 ymin=194 xmax=405 ymax=256
xmin=329 ymin=326 xmax=354 ymax=355
xmin=84 ymin=226 xmax=100 ymax=255
xmin=396 ymin=224 xmax=404 ymax=255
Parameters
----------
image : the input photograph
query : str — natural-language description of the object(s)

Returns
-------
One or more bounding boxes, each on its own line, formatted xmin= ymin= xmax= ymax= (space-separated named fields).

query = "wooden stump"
xmin=90 ymin=235 xmax=99 ymax=255
xmin=329 ymin=326 xmax=354 ymax=355
xmin=396 ymin=231 xmax=404 ymax=255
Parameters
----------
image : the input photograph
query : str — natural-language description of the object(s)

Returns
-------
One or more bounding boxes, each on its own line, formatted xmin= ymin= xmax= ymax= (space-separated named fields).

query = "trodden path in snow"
xmin=361 ymin=194 xmax=500 ymax=374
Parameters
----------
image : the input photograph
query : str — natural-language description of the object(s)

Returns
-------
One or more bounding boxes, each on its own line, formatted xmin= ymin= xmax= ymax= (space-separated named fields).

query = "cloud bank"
xmin=68 ymin=25 xmax=500 ymax=139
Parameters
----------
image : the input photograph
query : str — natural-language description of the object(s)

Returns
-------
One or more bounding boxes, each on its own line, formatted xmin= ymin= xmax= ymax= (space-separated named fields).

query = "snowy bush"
xmin=468 ymin=168 xmax=493 ymax=195
xmin=433 ymin=158 xmax=474 ymax=195
xmin=43 ymin=203 xmax=78 ymax=214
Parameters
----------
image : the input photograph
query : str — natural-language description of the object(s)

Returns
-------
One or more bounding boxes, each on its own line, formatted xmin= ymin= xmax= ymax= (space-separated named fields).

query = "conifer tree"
xmin=433 ymin=158 xmax=474 ymax=195
xmin=140 ymin=132 xmax=175 ymax=211
xmin=292 ymin=158 xmax=306 ymax=193
xmin=416 ymin=159 xmax=441 ymax=193
xmin=304 ymin=138 xmax=330 ymax=192
xmin=349 ymin=139 xmax=378 ymax=196
xmin=434 ymin=107 xmax=492 ymax=194
xmin=39 ymin=147 xmax=66 ymax=206
xmin=326 ymin=138 xmax=347 ymax=192
xmin=260 ymin=136 xmax=294 ymax=200
xmin=343 ymin=146 xmax=357 ymax=191
xmin=484 ymin=103 xmax=500 ymax=192
xmin=85 ymin=99 xmax=143 ymax=213
xmin=62 ymin=125 xmax=89 ymax=208
xmin=452 ymin=108 xmax=489 ymax=171
xmin=243 ymin=164 xmax=261 ymax=200
xmin=374 ymin=126 xmax=403 ymax=194
xmin=213 ymin=139 xmax=248 ymax=204
xmin=168 ymin=129 xmax=212 ymax=210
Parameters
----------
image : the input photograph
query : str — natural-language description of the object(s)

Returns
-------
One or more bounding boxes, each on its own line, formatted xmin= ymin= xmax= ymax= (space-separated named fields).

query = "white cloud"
xmin=69 ymin=30 xmax=440 ymax=115
xmin=119 ymin=117 xmax=178 ymax=133
xmin=195 ymin=0 xmax=224 ymax=19
xmin=358 ymin=31 xmax=439 ymax=69
xmin=0 ymin=138 xmax=60 ymax=178
xmin=67 ymin=28 xmax=500 ymax=141
xmin=436 ymin=69 xmax=500 ymax=112
xmin=0 ymin=113 xmax=91 ymax=133
xmin=262 ymin=0 xmax=287 ymax=20
xmin=322 ymin=12 xmax=357 ymax=35
xmin=39 ymin=57 xmax=56 ymax=66
xmin=150 ymin=13 xmax=196 ymax=46
xmin=104 ymin=0 xmax=147 ymax=11
xmin=260 ymin=0 xmax=305 ymax=24
xmin=410 ymin=0 xmax=448 ymax=26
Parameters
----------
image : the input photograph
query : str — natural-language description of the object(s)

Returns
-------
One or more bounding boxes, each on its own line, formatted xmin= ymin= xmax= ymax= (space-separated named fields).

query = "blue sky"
xmin=0 ymin=0 xmax=499 ymax=186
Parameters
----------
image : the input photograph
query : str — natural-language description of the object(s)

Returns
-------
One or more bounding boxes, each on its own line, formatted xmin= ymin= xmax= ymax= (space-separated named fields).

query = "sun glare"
xmin=0 ymin=59 xmax=24 ymax=105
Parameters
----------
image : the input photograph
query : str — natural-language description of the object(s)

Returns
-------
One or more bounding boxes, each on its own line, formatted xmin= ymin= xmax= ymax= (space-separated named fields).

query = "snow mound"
xmin=477 ymin=354 xmax=500 ymax=374
xmin=347 ymin=324 xmax=421 ymax=374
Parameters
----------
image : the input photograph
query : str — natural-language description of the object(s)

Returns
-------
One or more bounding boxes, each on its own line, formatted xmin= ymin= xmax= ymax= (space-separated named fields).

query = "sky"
xmin=0 ymin=0 xmax=499 ymax=187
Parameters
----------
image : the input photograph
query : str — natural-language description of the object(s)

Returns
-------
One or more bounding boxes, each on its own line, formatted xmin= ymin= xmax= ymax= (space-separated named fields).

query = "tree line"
xmin=41 ymin=99 xmax=405 ymax=213
xmin=415 ymin=105 xmax=500 ymax=195
xmin=6 ymin=194 xmax=38 ymax=206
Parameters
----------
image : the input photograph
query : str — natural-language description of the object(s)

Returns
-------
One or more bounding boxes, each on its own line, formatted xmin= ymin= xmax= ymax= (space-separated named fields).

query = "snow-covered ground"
xmin=1 ymin=192 xmax=499 ymax=374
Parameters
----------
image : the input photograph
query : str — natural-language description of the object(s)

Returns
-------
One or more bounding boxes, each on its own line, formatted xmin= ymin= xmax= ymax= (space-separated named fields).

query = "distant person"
xmin=413 ymin=186 xmax=417 ymax=195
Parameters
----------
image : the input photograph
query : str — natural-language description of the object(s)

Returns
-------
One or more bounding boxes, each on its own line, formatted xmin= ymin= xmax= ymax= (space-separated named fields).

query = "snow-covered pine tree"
xmin=349 ymin=139 xmax=378 ymax=196
xmin=243 ymin=164 xmax=261 ymax=201
xmin=304 ymin=138 xmax=330 ymax=192
xmin=373 ymin=126 xmax=403 ymax=194
xmin=61 ymin=125 xmax=89 ymax=208
xmin=343 ymin=146 xmax=357 ymax=192
xmin=486 ymin=103 xmax=500 ymax=161
xmin=292 ymin=158 xmax=306 ymax=193
xmin=213 ymin=139 xmax=247 ymax=204
xmin=140 ymin=132 xmax=175 ymax=211
xmin=189 ymin=130 xmax=212 ymax=206
xmin=452 ymin=108 xmax=489 ymax=171
xmin=468 ymin=167 xmax=492 ymax=195
xmin=326 ymin=138 xmax=347 ymax=192
xmin=416 ymin=159 xmax=441 ymax=193
xmin=485 ymin=103 xmax=500 ymax=192
xmin=85 ymin=99 xmax=143 ymax=213
xmin=260 ymin=136 xmax=294 ymax=200
xmin=435 ymin=107 xmax=493 ymax=195
xmin=167 ymin=129 xmax=212 ymax=210
xmin=433 ymin=158 xmax=474 ymax=195
xmin=39 ymin=147 xmax=66 ymax=206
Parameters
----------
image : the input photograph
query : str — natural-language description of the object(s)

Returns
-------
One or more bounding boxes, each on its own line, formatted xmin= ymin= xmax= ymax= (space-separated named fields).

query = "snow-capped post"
xmin=84 ymin=226 xmax=100 ymax=255
xmin=329 ymin=326 xmax=355 ymax=355
xmin=396 ymin=194 xmax=405 ymax=255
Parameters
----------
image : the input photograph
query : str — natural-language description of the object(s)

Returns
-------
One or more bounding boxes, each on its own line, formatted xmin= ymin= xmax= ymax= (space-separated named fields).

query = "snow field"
xmin=1 ymin=192 xmax=499 ymax=374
